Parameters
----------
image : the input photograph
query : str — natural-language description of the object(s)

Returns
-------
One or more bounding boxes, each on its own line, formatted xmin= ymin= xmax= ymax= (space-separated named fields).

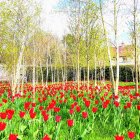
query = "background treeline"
xmin=0 ymin=0 xmax=140 ymax=95
xmin=26 ymin=66 xmax=134 ymax=83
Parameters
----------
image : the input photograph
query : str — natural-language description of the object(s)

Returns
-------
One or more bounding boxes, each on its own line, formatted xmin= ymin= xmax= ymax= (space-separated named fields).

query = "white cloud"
xmin=40 ymin=0 xmax=140 ymax=44
xmin=103 ymin=0 xmax=140 ymax=45
xmin=40 ymin=0 xmax=69 ymax=39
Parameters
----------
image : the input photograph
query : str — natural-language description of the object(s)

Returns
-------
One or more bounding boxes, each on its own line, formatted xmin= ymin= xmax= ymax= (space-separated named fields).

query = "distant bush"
xmin=25 ymin=66 xmax=135 ymax=82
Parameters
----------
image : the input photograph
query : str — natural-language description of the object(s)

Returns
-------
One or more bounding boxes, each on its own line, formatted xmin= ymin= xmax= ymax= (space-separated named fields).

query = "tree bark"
xmin=134 ymin=0 xmax=138 ymax=93
xmin=40 ymin=61 xmax=44 ymax=86
xmin=46 ymin=57 xmax=49 ymax=86
xmin=84 ymin=68 xmax=86 ymax=84
xmin=76 ymin=0 xmax=81 ymax=91
xmin=94 ymin=53 xmax=97 ymax=86
xmin=12 ymin=43 xmax=25 ymax=95
xmin=21 ymin=57 xmax=26 ymax=95
xmin=32 ymin=44 xmax=36 ymax=101
xmin=99 ymin=0 xmax=115 ymax=93
xmin=114 ymin=0 xmax=119 ymax=95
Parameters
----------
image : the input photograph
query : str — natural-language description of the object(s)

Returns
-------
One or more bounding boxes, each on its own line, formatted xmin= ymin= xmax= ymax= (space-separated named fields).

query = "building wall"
xmin=0 ymin=64 xmax=9 ymax=81
xmin=112 ymin=57 xmax=134 ymax=66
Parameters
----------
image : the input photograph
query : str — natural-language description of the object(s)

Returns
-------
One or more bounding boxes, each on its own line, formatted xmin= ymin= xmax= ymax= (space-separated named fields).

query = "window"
xmin=123 ymin=57 xmax=127 ymax=62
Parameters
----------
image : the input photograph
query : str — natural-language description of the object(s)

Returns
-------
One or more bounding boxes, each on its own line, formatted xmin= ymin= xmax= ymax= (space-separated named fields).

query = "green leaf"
xmin=18 ymin=135 xmax=24 ymax=140
xmin=33 ymin=130 xmax=39 ymax=139
xmin=20 ymin=125 xmax=27 ymax=132
xmin=55 ymin=122 xmax=62 ymax=140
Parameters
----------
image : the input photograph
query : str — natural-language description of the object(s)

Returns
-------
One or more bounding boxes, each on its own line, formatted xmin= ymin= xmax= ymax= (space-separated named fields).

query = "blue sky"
xmin=40 ymin=0 xmax=140 ymax=45
xmin=40 ymin=0 xmax=69 ymax=39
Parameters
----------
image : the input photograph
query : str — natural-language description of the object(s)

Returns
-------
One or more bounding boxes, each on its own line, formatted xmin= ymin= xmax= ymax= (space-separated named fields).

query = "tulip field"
xmin=0 ymin=82 xmax=140 ymax=140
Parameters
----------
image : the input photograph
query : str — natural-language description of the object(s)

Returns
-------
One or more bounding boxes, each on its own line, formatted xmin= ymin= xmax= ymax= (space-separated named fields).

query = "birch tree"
xmin=133 ymin=0 xmax=138 ymax=93
xmin=81 ymin=0 xmax=99 ymax=90
xmin=0 ymin=0 xmax=41 ymax=95
xmin=99 ymin=0 xmax=115 ymax=93
xmin=68 ymin=0 xmax=85 ymax=90
xmin=114 ymin=0 xmax=119 ymax=95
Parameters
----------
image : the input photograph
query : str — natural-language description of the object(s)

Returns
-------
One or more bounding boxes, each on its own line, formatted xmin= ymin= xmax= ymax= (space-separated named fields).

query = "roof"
xmin=111 ymin=43 xmax=134 ymax=58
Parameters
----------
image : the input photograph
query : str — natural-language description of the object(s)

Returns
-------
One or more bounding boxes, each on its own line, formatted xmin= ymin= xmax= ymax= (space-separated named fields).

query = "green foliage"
xmin=0 ymin=0 xmax=41 ymax=73
xmin=1 ymin=84 xmax=139 ymax=139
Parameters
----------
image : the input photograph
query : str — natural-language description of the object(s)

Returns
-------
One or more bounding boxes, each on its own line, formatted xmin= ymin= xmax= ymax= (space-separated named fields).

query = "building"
xmin=0 ymin=64 xmax=10 ymax=81
xmin=111 ymin=43 xmax=135 ymax=66
xmin=0 ymin=64 xmax=27 ymax=82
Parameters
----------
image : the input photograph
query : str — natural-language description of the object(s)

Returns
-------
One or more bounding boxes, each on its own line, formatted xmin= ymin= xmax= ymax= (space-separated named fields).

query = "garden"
xmin=0 ymin=82 xmax=139 ymax=140
xmin=0 ymin=0 xmax=140 ymax=140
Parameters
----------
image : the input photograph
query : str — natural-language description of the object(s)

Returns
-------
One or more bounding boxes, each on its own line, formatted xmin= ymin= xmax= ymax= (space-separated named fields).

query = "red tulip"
xmin=106 ymin=100 xmax=110 ymax=104
xmin=137 ymin=105 xmax=140 ymax=110
xmin=0 ymin=112 xmax=7 ymax=119
xmin=43 ymin=97 xmax=47 ymax=101
xmin=102 ymin=102 xmax=108 ymax=109
xmin=85 ymin=100 xmax=90 ymax=108
xmin=2 ymin=98 xmax=7 ymax=103
xmin=48 ymin=101 xmax=56 ymax=109
xmin=53 ymin=107 xmax=60 ymax=113
xmin=71 ymin=103 xmax=75 ymax=109
xmin=64 ymin=99 xmax=67 ymax=103
xmin=114 ymin=95 xmax=119 ymax=100
xmin=9 ymin=134 xmax=18 ymax=140
xmin=69 ymin=109 xmax=74 ymax=115
xmin=55 ymin=115 xmax=61 ymax=122
xmin=6 ymin=109 xmax=15 ymax=120
xmin=101 ymin=97 xmax=104 ymax=102
xmin=42 ymin=134 xmax=51 ymax=140
xmin=74 ymin=102 xmax=78 ymax=106
xmin=24 ymin=102 xmax=31 ymax=110
xmin=124 ymin=105 xmax=127 ymax=109
xmin=114 ymin=101 xmax=120 ymax=107
xmin=95 ymin=100 xmax=99 ymax=105
xmin=92 ymin=107 xmax=98 ymax=113
xmin=126 ymin=102 xmax=132 ymax=108
xmin=31 ymin=103 xmax=36 ymax=107
xmin=30 ymin=112 xmax=36 ymax=119
xmin=19 ymin=111 xmax=25 ymax=118
xmin=128 ymin=131 xmax=135 ymax=139
xmin=43 ymin=114 xmax=49 ymax=122
xmin=76 ymin=106 xmax=81 ymax=112
xmin=29 ymin=108 xmax=34 ymax=114
xmin=82 ymin=112 xmax=88 ymax=119
xmin=41 ymin=110 xmax=47 ymax=116
xmin=39 ymin=106 xmax=44 ymax=111
xmin=0 ymin=122 xmax=6 ymax=131
xmin=7 ymin=114 xmax=13 ymax=120
xmin=59 ymin=100 xmax=63 ymax=104
xmin=67 ymin=119 xmax=74 ymax=127
xmin=115 ymin=135 xmax=124 ymax=140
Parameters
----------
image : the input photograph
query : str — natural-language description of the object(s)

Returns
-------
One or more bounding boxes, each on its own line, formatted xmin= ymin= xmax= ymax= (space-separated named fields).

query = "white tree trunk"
xmin=114 ymin=0 xmax=119 ymax=95
xmin=94 ymin=54 xmax=97 ymax=86
xmin=12 ymin=43 xmax=25 ymax=95
xmin=99 ymin=0 xmax=115 ymax=93
xmin=21 ymin=57 xmax=26 ymax=95
xmin=40 ymin=61 xmax=44 ymax=86
xmin=84 ymin=68 xmax=86 ymax=84
xmin=46 ymin=57 xmax=49 ymax=86
xmin=87 ymin=60 xmax=90 ymax=91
